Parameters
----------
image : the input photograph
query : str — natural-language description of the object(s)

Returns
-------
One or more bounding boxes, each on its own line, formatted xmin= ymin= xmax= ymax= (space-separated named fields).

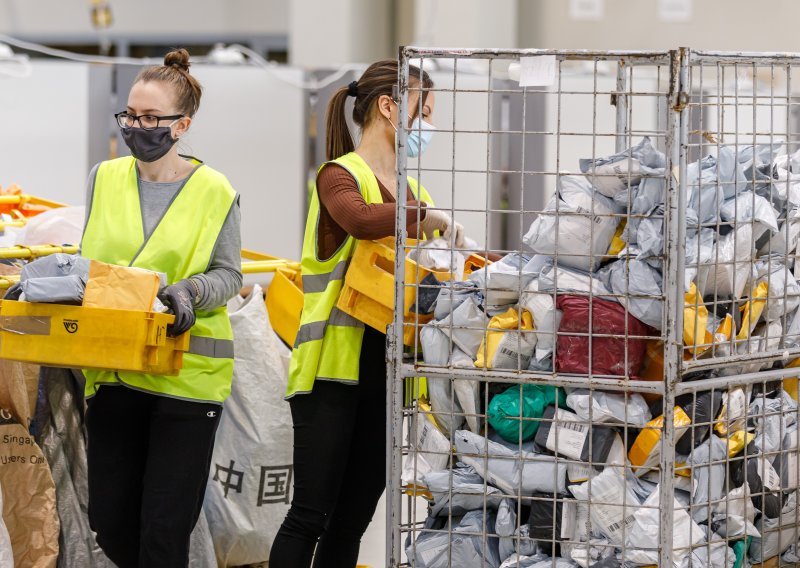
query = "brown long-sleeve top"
xmin=315 ymin=163 xmax=428 ymax=260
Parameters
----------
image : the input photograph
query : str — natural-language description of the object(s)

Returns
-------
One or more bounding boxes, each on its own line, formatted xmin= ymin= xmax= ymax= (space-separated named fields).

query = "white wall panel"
xmin=0 ymin=0 xmax=288 ymax=35
xmin=181 ymin=65 xmax=305 ymax=259
xmin=0 ymin=61 xmax=111 ymax=206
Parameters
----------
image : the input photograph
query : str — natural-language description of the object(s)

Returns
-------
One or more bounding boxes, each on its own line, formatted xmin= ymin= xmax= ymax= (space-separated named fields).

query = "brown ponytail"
xmin=325 ymin=87 xmax=354 ymax=163
xmin=134 ymin=48 xmax=203 ymax=117
xmin=324 ymin=59 xmax=434 ymax=161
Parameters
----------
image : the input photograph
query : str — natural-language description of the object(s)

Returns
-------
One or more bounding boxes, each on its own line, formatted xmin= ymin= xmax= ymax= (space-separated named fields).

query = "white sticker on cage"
xmin=569 ymin=0 xmax=603 ymax=21
xmin=561 ymin=500 xmax=577 ymax=540
xmin=759 ymin=457 xmax=782 ymax=491
xmin=547 ymin=408 xmax=588 ymax=461
xmin=519 ymin=56 xmax=556 ymax=87
xmin=657 ymin=0 xmax=692 ymax=22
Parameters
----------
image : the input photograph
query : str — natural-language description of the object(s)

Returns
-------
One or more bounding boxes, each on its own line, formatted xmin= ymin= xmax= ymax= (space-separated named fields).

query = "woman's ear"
xmin=377 ymin=94 xmax=394 ymax=121
xmin=173 ymin=116 xmax=192 ymax=139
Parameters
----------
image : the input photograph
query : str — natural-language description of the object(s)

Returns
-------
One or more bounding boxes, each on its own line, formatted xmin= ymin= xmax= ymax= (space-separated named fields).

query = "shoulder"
xmin=88 ymin=162 xmax=101 ymax=181
xmin=91 ymin=158 xmax=136 ymax=197
xmin=317 ymin=162 xmax=360 ymax=196
xmin=193 ymin=164 xmax=236 ymax=198
xmin=318 ymin=162 xmax=355 ymax=184
xmin=99 ymin=156 xmax=135 ymax=170
xmin=95 ymin=156 xmax=135 ymax=176
xmin=319 ymin=152 xmax=369 ymax=182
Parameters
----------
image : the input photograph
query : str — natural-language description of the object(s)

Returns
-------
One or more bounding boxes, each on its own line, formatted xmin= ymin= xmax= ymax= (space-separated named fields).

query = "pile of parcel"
xmin=403 ymin=139 xmax=800 ymax=567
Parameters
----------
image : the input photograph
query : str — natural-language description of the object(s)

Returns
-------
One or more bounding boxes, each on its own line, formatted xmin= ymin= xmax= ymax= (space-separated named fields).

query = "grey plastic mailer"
xmin=454 ymin=429 xmax=567 ymax=496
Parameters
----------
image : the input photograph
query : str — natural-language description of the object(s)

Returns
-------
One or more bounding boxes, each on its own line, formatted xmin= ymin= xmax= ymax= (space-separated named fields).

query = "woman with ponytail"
xmin=80 ymin=48 xmax=242 ymax=567
xmin=271 ymin=60 xmax=463 ymax=567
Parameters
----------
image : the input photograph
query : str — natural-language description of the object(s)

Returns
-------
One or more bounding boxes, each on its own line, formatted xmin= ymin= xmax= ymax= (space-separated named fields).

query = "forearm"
xmin=191 ymin=267 xmax=243 ymax=311
xmin=318 ymin=163 xmax=427 ymax=240
xmin=342 ymin=201 xmax=426 ymax=240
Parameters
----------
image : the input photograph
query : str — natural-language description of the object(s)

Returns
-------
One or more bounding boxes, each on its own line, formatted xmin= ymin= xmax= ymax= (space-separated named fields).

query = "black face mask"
xmin=120 ymin=126 xmax=177 ymax=163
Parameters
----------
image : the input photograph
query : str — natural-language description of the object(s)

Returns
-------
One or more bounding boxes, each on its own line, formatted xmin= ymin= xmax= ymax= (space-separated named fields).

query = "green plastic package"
xmin=732 ymin=537 xmax=750 ymax=568
xmin=488 ymin=384 xmax=565 ymax=442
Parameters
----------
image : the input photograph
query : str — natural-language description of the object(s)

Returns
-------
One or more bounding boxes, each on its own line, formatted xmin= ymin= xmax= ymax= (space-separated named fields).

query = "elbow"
xmin=338 ymin=216 xmax=378 ymax=240
xmin=347 ymin=226 xmax=376 ymax=240
xmin=232 ymin=271 xmax=244 ymax=296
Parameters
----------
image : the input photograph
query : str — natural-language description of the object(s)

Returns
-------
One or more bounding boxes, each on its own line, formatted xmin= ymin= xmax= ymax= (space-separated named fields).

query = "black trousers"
xmin=86 ymin=385 xmax=222 ymax=568
xmin=269 ymin=326 xmax=388 ymax=568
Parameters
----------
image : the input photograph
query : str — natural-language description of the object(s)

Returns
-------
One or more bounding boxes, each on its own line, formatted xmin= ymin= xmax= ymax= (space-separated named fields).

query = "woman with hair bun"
xmin=81 ymin=48 xmax=242 ymax=567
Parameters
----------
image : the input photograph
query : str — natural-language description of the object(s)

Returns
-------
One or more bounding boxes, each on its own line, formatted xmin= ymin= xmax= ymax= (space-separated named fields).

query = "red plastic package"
xmin=554 ymin=294 xmax=651 ymax=378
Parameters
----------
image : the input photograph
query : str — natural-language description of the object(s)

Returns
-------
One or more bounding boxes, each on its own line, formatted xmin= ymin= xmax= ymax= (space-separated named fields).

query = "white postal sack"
xmin=203 ymin=285 xmax=293 ymax=566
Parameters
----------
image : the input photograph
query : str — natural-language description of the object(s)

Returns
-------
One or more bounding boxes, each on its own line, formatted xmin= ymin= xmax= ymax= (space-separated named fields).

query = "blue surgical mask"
xmin=406 ymin=117 xmax=436 ymax=158
xmin=386 ymin=107 xmax=436 ymax=158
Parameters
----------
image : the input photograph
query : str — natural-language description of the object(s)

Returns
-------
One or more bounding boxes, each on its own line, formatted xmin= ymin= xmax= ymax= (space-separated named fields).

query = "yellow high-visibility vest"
xmin=287 ymin=151 xmax=433 ymax=398
xmin=81 ymin=156 xmax=238 ymax=404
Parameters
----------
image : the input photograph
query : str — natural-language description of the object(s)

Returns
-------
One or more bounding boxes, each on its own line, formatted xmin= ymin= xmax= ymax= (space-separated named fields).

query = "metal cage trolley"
xmin=386 ymin=46 xmax=800 ymax=568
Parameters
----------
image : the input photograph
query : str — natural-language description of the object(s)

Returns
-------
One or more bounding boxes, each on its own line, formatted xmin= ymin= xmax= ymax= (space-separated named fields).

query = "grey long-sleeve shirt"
xmin=83 ymin=163 xmax=243 ymax=311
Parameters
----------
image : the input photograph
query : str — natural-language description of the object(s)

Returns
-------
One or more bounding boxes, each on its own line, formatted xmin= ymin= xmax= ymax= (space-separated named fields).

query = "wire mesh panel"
xmin=682 ymin=51 xmax=800 ymax=372
xmin=385 ymin=47 xmax=682 ymax=568
xmin=382 ymin=46 xmax=800 ymax=568
xmin=673 ymin=50 xmax=800 ymax=567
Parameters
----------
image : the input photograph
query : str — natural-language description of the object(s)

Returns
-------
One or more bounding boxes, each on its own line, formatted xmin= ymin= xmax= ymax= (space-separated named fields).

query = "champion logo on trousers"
xmin=207 ymin=411 xmax=217 ymax=418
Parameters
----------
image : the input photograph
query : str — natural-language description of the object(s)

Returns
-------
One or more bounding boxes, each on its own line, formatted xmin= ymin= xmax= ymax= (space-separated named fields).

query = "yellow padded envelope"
xmin=82 ymin=260 xmax=161 ymax=312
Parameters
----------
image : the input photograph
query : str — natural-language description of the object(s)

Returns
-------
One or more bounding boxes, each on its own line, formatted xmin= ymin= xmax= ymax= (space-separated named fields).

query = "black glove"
xmin=3 ymin=282 xmax=22 ymax=301
xmin=158 ymin=279 xmax=197 ymax=337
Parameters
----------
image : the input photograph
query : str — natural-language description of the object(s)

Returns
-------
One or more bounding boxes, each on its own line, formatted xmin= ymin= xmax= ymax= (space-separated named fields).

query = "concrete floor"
xmin=357 ymin=493 xmax=387 ymax=567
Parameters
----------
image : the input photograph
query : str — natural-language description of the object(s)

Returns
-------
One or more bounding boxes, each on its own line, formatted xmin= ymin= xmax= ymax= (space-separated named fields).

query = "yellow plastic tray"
xmin=335 ymin=239 xmax=490 ymax=347
xmin=336 ymin=238 xmax=455 ymax=346
xmin=0 ymin=300 xmax=189 ymax=375
xmin=241 ymin=249 xmax=304 ymax=347
xmin=266 ymin=268 xmax=303 ymax=347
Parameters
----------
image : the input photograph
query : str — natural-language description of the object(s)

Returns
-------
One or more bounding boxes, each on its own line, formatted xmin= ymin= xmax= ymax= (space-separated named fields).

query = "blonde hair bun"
xmin=164 ymin=48 xmax=191 ymax=72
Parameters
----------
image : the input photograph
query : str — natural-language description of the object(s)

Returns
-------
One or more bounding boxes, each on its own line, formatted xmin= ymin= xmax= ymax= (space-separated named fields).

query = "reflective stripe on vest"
xmin=286 ymin=151 xmax=434 ymax=398
xmin=294 ymin=307 xmax=362 ymax=347
xmin=81 ymin=156 xmax=238 ymax=404
xmin=301 ymin=259 xmax=349 ymax=294
xmin=188 ymin=336 xmax=235 ymax=359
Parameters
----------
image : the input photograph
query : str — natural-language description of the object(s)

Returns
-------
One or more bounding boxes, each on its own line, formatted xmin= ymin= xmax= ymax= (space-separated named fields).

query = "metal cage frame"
xmin=387 ymin=46 xmax=800 ymax=568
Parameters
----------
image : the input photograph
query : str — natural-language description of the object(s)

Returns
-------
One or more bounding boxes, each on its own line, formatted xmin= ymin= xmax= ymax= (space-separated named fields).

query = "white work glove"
xmin=444 ymin=222 xmax=466 ymax=249
xmin=420 ymin=208 xmax=451 ymax=240
xmin=420 ymin=208 xmax=467 ymax=248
